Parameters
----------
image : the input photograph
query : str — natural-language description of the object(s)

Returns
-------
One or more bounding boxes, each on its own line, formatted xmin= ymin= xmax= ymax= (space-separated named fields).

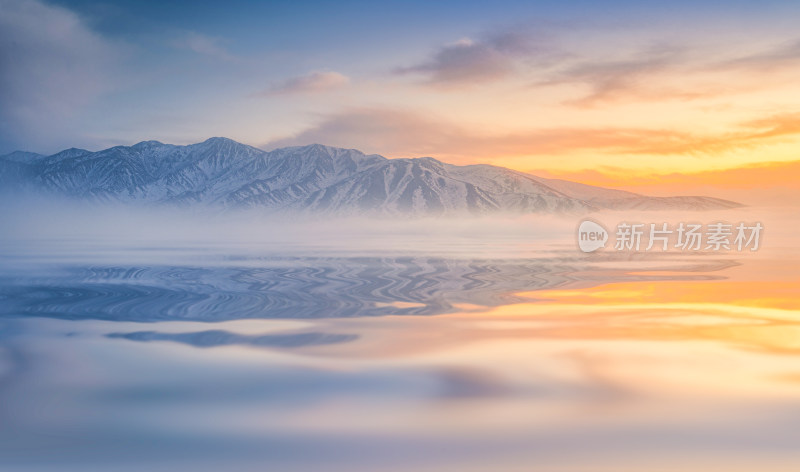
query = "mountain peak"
xmin=201 ymin=137 xmax=239 ymax=146
xmin=132 ymin=140 xmax=165 ymax=149
xmin=47 ymin=147 xmax=91 ymax=161
xmin=295 ymin=143 xmax=352 ymax=154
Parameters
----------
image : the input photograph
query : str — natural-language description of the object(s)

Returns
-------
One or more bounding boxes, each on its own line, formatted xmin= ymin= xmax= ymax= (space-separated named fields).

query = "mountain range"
xmin=0 ymin=137 xmax=741 ymax=216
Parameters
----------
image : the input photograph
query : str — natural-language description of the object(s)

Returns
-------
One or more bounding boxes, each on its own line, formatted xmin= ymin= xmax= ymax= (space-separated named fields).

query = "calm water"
xmin=1 ymin=231 xmax=799 ymax=471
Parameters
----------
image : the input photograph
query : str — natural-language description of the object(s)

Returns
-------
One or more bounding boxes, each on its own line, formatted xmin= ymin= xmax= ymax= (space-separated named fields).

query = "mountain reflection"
xmin=107 ymin=330 xmax=358 ymax=348
xmin=0 ymin=254 xmax=738 ymax=322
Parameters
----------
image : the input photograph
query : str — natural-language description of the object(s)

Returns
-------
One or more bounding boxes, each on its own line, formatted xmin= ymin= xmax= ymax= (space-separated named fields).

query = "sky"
xmin=2 ymin=0 xmax=800 ymax=202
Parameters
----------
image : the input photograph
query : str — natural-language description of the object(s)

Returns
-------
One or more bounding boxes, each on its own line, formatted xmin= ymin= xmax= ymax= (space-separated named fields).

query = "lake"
xmin=1 ymin=211 xmax=798 ymax=471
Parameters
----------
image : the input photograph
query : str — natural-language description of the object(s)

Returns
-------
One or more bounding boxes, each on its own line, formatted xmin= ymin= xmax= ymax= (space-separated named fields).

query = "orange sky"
xmin=258 ymin=38 xmax=800 ymax=206
xmin=530 ymin=160 xmax=800 ymax=205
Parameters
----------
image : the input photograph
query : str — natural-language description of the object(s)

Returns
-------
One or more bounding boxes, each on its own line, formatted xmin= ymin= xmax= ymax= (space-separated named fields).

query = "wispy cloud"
xmin=540 ymin=44 xmax=688 ymax=106
xmin=266 ymin=108 xmax=449 ymax=155
xmin=394 ymin=31 xmax=543 ymax=87
xmin=539 ymin=37 xmax=800 ymax=106
xmin=267 ymin=108 xmax=800 ymax=159
xmin=0 ymin=0 xmax=122 ymax=152
xmin=261 ymin=71 xmax=350 ymax=96
xmin=719 ymin=38 xmax=800 ymax=70
xmin=172 ymin=31 xmax=237 ymax=61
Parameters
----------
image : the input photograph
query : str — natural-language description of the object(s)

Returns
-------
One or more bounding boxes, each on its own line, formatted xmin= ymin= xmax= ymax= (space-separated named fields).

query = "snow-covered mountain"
xmin=0 ymin=137 xmax=741 ymax=215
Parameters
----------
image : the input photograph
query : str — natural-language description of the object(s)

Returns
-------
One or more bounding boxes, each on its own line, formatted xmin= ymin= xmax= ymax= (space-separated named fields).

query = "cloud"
xmin=263 ymin=71 xmax=350 ymax=95
xmin=172 ymin=31 xmax=237 ymax=61
xmin=519 ymin=111 xmax=800 ymax=156
xmin=540 ymin=44 xmax=693 ymax=106
xmin=266 ymin=108 xmax=800 ymax=160
xmin=262 ymin=71 xmax=350 ymax=96
xmin=265 ymin=107 xmax=665 ymax=158
xmin=540 ymin=38 xmax=800 ymax=106
xmin=719 ymin=38 xmax=800 ymax=71
xmin=621 ymin=112 xmax=800 ymax=155
xmin=394 ymin=31 xmax=540 ymax=86
xmin=266 ymin=108 xmax=455 ymax=155
xmin=0 ymin=0 xmax=122 ymax=153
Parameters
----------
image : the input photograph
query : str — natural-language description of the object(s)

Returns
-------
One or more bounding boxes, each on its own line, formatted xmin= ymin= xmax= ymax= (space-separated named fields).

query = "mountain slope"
xmin=0 ymin=138 xmax=742 ymax=215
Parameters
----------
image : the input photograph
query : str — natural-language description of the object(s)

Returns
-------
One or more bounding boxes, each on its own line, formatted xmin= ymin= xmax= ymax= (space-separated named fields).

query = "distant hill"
xmin=0 ymin=137 xmax=742 ymax=216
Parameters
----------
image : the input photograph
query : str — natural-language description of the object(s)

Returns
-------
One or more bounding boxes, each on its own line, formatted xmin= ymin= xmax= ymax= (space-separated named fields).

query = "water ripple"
xmin=0 ymin=255 xmax=736 ymax=322
xmin=107 ymin=330 xmax=358 ymax=349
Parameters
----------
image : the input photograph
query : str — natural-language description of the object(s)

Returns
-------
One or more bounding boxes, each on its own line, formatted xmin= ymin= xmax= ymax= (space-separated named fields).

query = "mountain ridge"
xmin=0 ymin=137 xmax=742 ymax=216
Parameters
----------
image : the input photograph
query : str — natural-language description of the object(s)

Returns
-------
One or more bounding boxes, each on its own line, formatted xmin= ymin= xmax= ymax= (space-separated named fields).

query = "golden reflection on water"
xmin=298 ymin=254 xmax=800 ymax=406
xmin=234 ymin=251 xmax=800 ymax=472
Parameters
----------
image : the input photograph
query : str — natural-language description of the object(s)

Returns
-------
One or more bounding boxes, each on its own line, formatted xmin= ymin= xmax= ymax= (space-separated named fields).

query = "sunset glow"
xmin=3 ymin=0 xmax=800 ymax=204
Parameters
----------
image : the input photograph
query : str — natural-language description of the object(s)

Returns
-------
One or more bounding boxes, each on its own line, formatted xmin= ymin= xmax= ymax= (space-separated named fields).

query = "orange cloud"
xmin=268 ymin=108 xmax=800 ymax=159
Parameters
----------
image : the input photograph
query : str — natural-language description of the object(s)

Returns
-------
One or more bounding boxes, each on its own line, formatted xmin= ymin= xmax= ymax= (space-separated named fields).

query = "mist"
xmin=0 ymin=197 xmax=578 ymax=257
xmin=1 ymin=195 xmax=791 ymax=259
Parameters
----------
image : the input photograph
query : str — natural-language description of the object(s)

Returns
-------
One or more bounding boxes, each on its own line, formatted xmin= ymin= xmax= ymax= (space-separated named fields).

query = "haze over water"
xmin=1 ymin=207 xmax=797 ymax=471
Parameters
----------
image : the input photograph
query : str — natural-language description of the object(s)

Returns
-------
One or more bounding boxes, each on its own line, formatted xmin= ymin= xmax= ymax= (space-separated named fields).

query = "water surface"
xmin=0 ymin=233 xmax=798 ymax=471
